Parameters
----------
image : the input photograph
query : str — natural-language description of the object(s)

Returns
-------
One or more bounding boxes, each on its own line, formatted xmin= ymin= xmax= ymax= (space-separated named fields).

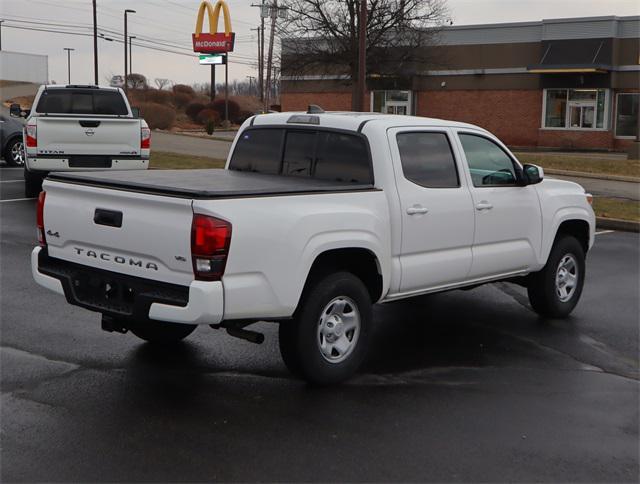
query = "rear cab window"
xmin=229 ymin=127 xmax=373 ymax=184
xmin=36 ymin=88 xmax=129 ymax=116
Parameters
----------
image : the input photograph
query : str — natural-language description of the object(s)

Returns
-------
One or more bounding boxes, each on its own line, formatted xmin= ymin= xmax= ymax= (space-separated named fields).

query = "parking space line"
xmin=595 ymin=230 xmax=615 ymax=235
xmin=0 ymin=180 xmax=24 ymax=183
xmin=0 ymin=197 xmax=36 ymax=203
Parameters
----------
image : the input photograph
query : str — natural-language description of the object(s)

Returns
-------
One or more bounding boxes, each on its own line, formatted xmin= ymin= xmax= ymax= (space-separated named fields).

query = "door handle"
xmin=475 ymin=201 xmax=493 ymax=211
xmin=407 ymin=205 xmax=429 ymax=215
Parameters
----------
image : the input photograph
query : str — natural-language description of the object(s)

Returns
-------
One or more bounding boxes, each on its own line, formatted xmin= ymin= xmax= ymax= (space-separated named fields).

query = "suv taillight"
xmin=37 ymin=191 xmax=46 ymax=246
xmin=26 ymin=124 xmax=37 ymax=148
xmin=141 ymin=127 xmax=151 ymax=149
xmin=191 ymin=214 xmax=231 ymax=281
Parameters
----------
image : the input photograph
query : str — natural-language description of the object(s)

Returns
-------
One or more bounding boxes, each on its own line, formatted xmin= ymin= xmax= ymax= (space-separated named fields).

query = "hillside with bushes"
xmin=126 ymin=74 xmax=268 ymax=132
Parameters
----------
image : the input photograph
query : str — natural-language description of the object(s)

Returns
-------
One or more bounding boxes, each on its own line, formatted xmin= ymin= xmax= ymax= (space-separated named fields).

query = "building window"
xmin=615 ymin=93 xmax=639 ymax=138
xmin=371 ymin=90 xmax=412 ymax=115
xmin=542 ymin=89 xmax=608 ymax=130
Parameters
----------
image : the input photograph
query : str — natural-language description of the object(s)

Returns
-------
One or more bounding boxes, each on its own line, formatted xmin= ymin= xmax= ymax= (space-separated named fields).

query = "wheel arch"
xmin=298 ymin=247 xmax=385 ymax=310
xmin=541 ymin=210 xmax=593 ymax=264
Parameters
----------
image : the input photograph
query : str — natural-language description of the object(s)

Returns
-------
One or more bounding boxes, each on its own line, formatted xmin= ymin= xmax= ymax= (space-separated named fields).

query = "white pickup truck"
xmin=32 ymin=110 xmax=595 ymax=384
xmin=10 ymin=85 xmax=150 ymax=197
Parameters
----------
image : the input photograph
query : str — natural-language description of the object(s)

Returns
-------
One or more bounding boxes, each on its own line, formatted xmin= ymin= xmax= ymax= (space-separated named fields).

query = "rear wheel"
xmin=4 ymin=138 xmax=25 ymax=167
xmin=24 ymin=170 xmax=44 ymax=198
xmin=130 ymin=320 xmax=197 ymax=344
xmin=528 ymin=236 xmax=585 ymax=318
xmin=279 ymin=271 xmax=372 ymax=385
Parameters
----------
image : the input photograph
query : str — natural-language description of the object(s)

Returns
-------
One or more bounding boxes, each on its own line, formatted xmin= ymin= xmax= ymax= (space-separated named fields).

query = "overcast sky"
xmin=1 ymin=0 xmax=639 ymax=87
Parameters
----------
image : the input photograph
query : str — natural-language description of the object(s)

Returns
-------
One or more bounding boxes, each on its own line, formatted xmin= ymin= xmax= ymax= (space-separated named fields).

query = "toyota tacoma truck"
xmin=31 ymin=110 xmax=595 ymax=384
xmin=10 ymin=84 xmax=150 ymax=198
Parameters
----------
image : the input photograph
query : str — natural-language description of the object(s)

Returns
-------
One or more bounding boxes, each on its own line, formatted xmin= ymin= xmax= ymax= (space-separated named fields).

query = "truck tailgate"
xmin=37 ymin=117 xmax=141 ymax=157
xmin=43 ymin=180 xmax=195 ymax=286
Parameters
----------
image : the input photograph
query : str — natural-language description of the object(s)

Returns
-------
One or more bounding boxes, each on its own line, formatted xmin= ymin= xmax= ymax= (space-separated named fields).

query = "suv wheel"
xmin=129 ymin=320 xmax=197 ymax=344
xmin=4 ymin=138 xmax=25 ymax=167
xmin=528 ymin=235 xmax=586 ymax=318
xmin=279 ymin=271 xmax=372 ymax=384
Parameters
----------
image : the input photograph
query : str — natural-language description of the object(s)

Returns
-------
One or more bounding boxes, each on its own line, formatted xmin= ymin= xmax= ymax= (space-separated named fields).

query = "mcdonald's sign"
xmin=192 ymin=0 xmax=235 ymax=54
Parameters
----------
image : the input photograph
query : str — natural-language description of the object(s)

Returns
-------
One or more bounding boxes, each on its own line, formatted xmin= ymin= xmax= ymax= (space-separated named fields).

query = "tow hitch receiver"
xmin=101 ymin=315 xmax=129 ymax=334
xmin=210 ymin=320 xmax=265 ymax=344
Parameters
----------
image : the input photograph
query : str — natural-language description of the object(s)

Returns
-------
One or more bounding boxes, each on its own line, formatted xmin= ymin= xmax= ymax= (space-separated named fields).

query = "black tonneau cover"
xmin=47 ymin=169 xmax=377 ymax=199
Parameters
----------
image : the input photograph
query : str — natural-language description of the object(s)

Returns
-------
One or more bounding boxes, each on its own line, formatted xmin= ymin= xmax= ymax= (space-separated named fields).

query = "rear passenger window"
xmin=397 ymin=132 xmax=459 ymax=188
xmin=229 ymin=129 xmax=284 ymax=174
xmin=315 ymin=132 xmax=371 ymax=183
xmin=283 ymin=131 xmax=316 ymax=177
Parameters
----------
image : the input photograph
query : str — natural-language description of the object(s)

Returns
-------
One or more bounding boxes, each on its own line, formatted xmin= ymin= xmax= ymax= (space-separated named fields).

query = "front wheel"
xmin=279 ymin=271 xmax=372 ymax=385
xmin=528 ymin=236 xmax=586 ymax=318
xmin=130 ymin=320 xmax=197 ymax=344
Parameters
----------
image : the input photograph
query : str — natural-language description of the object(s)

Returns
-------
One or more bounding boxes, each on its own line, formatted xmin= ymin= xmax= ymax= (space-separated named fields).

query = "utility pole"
xmin=224 ymin=54 xmax=229 ymax=123
xmin=92 ymin=0 xmax=98 ymax=84
xmin=246 ymin=76 xmax=256 ymax=96
xmin=129 ymin=36 xmax=136 ymax=73
xmin=251 ymin=1 xmax=267 ymax=103
xmin=356 ymin=0 xmax=367 ymax=111
xmin=210 ymin=64 xmax=215 ymax=102
xmin=124 ymin=9 xmax=135 ymax=92
xmin=264 ymin=1 xmax=278 ymax=112
xmin=0 ymin=20 xmax=5 ymax=51
xmin=250 ymin=26 xmax=262 ymax=101
xmin=63 ymin=48 xmax=74 ymax=84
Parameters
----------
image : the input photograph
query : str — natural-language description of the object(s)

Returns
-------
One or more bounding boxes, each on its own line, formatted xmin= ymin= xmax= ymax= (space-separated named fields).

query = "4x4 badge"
xmin=46 ymin=230 xmax=60 ymax=238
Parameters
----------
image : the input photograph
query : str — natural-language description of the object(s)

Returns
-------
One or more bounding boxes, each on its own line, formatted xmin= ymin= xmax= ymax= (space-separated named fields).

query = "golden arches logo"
xmin=195 ymin=0 xmax=232 ymax=38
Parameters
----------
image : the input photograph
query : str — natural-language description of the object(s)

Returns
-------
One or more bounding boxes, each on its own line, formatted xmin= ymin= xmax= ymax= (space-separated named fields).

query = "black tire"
xmin=527 ymin=235 xmax=586 ymax=318
xmin=24 ymin=170 xmax=44 ymax=198
xmin=130 ymin=320 xmax=197 ymax=344
xmin=278 ymin=271 xmax=372 ymax=385
xmin=4 ymin=137 xmax=25 ymax=167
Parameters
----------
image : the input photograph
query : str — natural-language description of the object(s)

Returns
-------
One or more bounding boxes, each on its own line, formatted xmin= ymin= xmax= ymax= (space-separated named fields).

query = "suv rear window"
xmin=36 ymin=89 xmax=129 ymax=115
xmin=229 ymin=127 xmax=372 ymax=184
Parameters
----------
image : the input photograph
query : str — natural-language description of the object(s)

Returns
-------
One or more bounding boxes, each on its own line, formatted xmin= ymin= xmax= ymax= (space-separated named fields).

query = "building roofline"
xmin=441 ymin=15 xmax=640 ymax=31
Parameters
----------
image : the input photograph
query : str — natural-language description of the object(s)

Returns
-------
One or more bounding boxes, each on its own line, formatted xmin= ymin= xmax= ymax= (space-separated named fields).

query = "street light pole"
xmin=63 ymin=48 xmax=75 ymax=84
xmin=356 ymin=0 xmax=367 ymax=112
xmin=129 ymin=35 xmax=136 ymax=74
xmin=92 ymin=0 xmax=98 ymax=84
xmin=124 ymin=9 xmax=136 ymax=92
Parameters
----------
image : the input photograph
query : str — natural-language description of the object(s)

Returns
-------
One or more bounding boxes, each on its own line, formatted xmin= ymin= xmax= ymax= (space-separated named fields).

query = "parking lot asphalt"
xmin=1 ymin=166 xmax=638 ymax=482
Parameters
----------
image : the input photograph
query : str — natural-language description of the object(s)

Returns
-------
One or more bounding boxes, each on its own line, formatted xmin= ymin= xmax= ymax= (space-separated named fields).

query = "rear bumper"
xmin=31 ymin=247 xmax=223 ymax=325
xmin=26 ymin=157 xmax=149 ymax=172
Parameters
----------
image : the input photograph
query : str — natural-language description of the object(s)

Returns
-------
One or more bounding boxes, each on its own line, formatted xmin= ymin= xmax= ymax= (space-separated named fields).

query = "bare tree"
xmin=279 ymin=0 xmax=449 ymax=109
xmin=154 ymin=78 xmax=172 ymax=90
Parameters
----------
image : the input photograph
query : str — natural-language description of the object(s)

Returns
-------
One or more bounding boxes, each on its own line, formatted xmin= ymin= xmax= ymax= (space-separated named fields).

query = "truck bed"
xmin=47 ymin=169 xmax=377 ymax=199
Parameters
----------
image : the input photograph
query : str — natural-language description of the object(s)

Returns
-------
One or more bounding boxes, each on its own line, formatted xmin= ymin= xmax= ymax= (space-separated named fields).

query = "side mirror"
xmin=522 ymin=164 xmax=544 ymax=185
xmin=131 ymin=107 xmax=140 ymax=118
xmin=9 ymin=103 xmax=22 ymax=118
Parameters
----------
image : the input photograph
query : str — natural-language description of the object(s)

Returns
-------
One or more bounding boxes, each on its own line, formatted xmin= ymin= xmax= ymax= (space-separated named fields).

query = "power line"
xmin=2 ymin=24 xmax=258 ymax=66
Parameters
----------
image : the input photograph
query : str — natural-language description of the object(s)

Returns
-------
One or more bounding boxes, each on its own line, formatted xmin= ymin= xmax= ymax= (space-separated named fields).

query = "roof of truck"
xmin=251 ymin=111 xmax=487 ymax=133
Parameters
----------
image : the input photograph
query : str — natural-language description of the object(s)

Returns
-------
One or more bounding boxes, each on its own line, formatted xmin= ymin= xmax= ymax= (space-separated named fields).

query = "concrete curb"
xmin=544 ymin=168 xmax=639 ymax=183
xmin=161 ymin=130 xmax=235 ymax=143
xmin=596 ymin=217 xmax=640 ymax=232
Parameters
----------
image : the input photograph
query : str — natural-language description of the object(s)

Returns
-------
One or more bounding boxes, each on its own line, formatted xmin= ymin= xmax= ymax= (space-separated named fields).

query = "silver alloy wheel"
xmin=317 ymin=296 xmax=360 ymax=364
xmin=10 ymin=140 xmax=25 ymax=166
xmin=555 ymin=253 xmax=578 ymax=303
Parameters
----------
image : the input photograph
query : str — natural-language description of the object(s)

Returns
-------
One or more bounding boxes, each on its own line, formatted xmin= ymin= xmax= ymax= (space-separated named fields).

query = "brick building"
xmin=281 ymin=16 xmax=640 ymax=151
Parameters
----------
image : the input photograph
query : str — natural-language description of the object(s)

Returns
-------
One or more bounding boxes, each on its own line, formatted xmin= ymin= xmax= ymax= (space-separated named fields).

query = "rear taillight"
xmin=141 ymin=127 xmax=151 ymax=149
xmin=191 ymin=214 xmax=231 ymax=281
xmin=37 ymin=191 xmax=46 ymax=246
xmin=26 ymin=124 xmax=37 ymax=148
